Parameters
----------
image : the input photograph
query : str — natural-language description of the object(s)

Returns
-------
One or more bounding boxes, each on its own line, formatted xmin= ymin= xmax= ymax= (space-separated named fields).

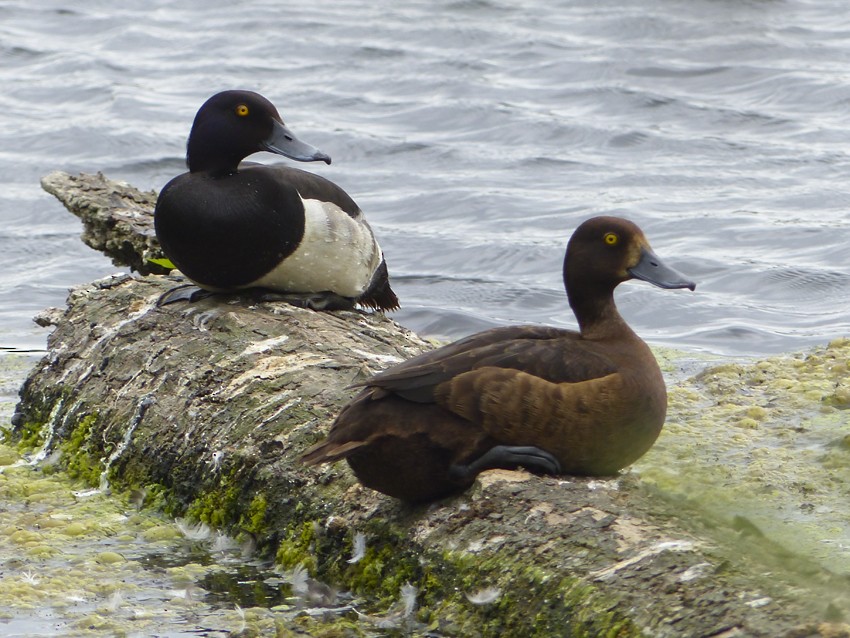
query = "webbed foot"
xmin=157 ymin=285 xmax=356 ymax=311
xmin=449 ymin=445 xmax=562 ymax=482
xmin=256 ymin=290 xmax=356 ymax=311
xmin=157 ymin=284 xmax=214 ymax=306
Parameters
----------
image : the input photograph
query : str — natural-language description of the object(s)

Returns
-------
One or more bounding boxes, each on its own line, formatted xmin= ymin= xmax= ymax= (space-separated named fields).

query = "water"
xmin=1 ymin=0 xmax=849 ymax=358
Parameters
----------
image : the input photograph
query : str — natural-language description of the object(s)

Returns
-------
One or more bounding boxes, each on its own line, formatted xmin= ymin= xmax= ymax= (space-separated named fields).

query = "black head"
xmin=185 ymin=90 xmax=331 ymax=175
xmin=564 ymin=216 xmax=695 ymax=328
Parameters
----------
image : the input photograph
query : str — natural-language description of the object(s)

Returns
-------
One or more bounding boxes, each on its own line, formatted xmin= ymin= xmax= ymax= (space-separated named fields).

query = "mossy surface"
xmin=185 ymin=470 xmax=242 ymax=529
xmin=11 ymin=387 xmax=69 ymax=452
xmin=417 ymin=552 xmax=639 ymax=638
xmin=640 ymin=338 xmax=850 ymax=575
xmin=276 ymin=521 xmax=321 ymax=573
xmin=241 ymin=491 xmax=269 ymax=536
xmin=59 ymin=413 xmax=102 ymax=485
xmin=9 ymin=252 xmax=850 ymax=636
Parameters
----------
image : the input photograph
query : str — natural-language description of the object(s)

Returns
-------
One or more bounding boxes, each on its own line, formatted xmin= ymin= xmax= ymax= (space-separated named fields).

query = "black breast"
xmin=154 ymin=169 xmax=306 ymax=290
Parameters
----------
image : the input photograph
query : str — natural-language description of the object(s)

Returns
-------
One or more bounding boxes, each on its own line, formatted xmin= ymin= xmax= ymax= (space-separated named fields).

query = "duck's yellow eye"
xmin=603 ymin=232 xmax=619 ymax=246
xmin=235 ymin=104 xmax=250 ymax=117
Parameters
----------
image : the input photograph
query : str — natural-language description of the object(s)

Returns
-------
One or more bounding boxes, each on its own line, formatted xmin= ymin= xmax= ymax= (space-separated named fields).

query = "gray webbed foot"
xmin=157 ymin=284 xmax=213 ymax=306
xmin=256 ymin=291 xmax=356 ymax=311
xmin=449 ymin=445 xmax=562 ymax=482
xmin=157 ymin=286 xmax=356 ymax=311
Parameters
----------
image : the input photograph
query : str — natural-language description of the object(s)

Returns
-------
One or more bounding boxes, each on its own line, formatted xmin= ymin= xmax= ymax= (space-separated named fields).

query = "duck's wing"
xmin=432 ymin=362 xmax=622 ymax=448
xmin=362 ymin=325 xmax=617 ymax=403
xmin=301 ymin=325 xmax=619 ymax=468
xmin=247 ymin=164 xmax=362 ymax=218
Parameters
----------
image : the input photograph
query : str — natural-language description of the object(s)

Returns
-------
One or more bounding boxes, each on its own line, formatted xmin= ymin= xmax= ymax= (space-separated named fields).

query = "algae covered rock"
xmin=14 ymin=272 xmax=430 ymax=521
xmin=11 ymin=170 xmax=850 ymax=637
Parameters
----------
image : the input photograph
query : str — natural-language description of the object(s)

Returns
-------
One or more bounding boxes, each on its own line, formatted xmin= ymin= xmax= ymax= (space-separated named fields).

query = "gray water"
xmin=3 ymin=0 xmax=850 ymax=358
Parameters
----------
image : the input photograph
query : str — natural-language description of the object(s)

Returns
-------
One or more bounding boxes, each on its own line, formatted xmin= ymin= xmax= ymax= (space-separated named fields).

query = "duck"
xmin=301 ymin=216 xmax=695 ymax=502
xmin=153 ymin=90 xmax=399 ymax=311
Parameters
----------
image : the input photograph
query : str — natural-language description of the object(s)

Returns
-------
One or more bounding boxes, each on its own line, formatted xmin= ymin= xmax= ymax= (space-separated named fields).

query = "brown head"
xmin=564 ymin=216 xmax=695 ymax=334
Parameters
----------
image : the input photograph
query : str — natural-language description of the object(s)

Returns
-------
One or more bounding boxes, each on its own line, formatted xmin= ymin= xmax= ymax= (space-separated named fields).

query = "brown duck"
xmin=301 ymin=216 xmax=695 ymax=502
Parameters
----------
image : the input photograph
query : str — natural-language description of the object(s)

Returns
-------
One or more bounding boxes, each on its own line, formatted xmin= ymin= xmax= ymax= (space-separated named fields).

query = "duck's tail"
xmin=358 ymin=259 xmax=400 ymax=311
xmin=300 ymin=438 xmax=367 ymax=466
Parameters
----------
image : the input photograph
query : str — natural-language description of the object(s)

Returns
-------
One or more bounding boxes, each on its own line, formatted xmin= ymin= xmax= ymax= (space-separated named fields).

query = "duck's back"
xmin=262 ymin=165 xmax=360 ymax=217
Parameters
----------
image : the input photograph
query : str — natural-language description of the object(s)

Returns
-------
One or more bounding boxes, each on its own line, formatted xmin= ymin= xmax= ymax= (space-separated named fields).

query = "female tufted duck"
xmin=301 ymin=216 xmax=695 ymax=502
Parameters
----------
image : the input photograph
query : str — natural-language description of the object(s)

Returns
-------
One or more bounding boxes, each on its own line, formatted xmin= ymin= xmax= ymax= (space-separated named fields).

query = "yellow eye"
xmin=603 ymin=232 xmax=619 ymax=246
xmin=235 ymin=104 xmax=250 ymax=117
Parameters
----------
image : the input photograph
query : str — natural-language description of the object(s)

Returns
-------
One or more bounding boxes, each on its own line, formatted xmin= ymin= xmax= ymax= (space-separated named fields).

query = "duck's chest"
xmin=154 ymin=172 xmax=306 ymax=287
xmin=553 ymin=356 xmax=668 ymax=475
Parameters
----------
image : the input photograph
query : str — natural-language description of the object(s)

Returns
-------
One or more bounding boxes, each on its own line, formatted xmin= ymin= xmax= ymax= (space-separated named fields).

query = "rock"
xmin=12 ymin=171 xmax=847 ymax=637
xmin=40 ymin=171 xmax=169 ymax=275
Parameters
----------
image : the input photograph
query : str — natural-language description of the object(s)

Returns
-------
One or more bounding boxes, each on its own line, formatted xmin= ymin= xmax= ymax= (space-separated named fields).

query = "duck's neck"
xmin=569 ymin=288 xmax=637 ymax=341
xmin=186 ymin=130 xmax=241 ymax=176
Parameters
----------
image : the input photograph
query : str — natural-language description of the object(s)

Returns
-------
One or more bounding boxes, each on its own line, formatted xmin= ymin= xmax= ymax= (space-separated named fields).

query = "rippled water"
xmin=3 ymin=0 xmax=850 ymax=357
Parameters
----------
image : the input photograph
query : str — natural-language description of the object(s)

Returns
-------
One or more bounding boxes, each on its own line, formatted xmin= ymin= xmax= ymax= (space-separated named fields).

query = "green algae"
xmin=60 ymin=413 xmax=103 ymax=486
xmin=0 ymin=449 xmax=184 ymax=633
xmin=417 ymin=555 xmax=639 ymax=638
xmin=241 ymin=491 xmax=269 ymax=536
xmin=276 ymin=520 xmax=320 ymax=572
xmin=639 ymin=338 xmax=850 ymax=575
xmin=15 ymin=419 xmax=47 ymax=450
xmin=0 ymin=442 xmax=331 ymax=637
xmin=265 ymin=513 xmax=642 ymax=637
xmin=129 ymin=481 xmax=183 ymax=517
xmin=345 ymin=540 xmax=424 ymax=607
xmin=141 ymin=523 xmax=183 ymax=542
xmin=184 ymin=472 xmax=280 ymax=550
xmin=185 ymin=471 xmax=242 ymax=529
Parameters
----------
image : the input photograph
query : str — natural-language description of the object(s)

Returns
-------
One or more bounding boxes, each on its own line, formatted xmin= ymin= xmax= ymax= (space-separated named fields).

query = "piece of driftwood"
xmin=12 ymin=171 xmax=848 ymax=637
xmin=41 ymin=171 xmax=169 ymax=275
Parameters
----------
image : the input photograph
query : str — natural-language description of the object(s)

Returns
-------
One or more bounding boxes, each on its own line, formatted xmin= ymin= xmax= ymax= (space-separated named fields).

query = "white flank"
xmin=252 ymin=197 xmax=382 ymax=297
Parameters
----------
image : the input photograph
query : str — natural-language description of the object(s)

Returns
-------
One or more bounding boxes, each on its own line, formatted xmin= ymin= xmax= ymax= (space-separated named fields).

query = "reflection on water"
xmin=0 ymin=449 xmax=374 ymax=637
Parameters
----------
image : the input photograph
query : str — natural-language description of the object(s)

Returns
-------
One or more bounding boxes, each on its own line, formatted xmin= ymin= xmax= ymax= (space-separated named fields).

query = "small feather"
xmin=348 ymin=532 xmax=367 ymax=564
xmin=20 ymin=570 xmax=39 ymax=585
xmin=105 ymin=591 xmax=123 ymax=612
xmin=466 ymin=586 xmax=501 ymax=605
xmin=175 ymin=518 xmax=211 ymax=541
xmin=400 ymin=582 xmax=418 ymax=617
xmin=211 ymin=531 xmax=238 ymax=553
xmin=285 ymin=563 xmax=310 ymax=595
